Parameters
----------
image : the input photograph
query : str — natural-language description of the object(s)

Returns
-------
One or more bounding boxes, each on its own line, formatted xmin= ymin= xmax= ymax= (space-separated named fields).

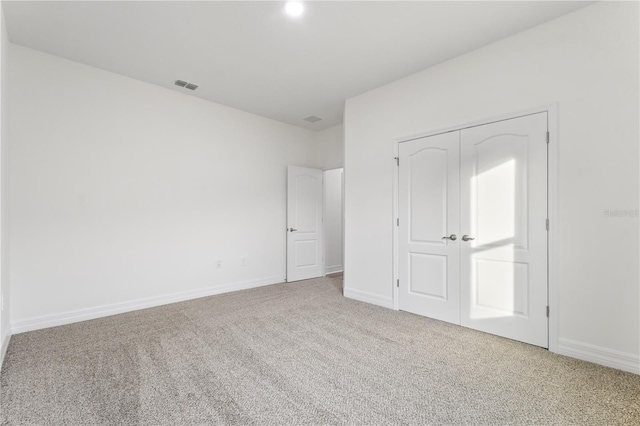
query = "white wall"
xmin=0 ymin=3 xmax=11 ymax=365
xmin=344 ymin=2 xmax=639 ymax=372
xmin=324 ymin=168 xmax=343 ymax=274
xmin=9 ymin=45 xmax=319 ymax=332
xmin=314 ymin=124 xmax=344 ymax=170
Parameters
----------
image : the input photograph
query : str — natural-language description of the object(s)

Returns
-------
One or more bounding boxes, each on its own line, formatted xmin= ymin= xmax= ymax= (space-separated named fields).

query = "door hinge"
xmin=396 ymin=279 xmax=399 ymax=288
xmin=394 ymin=157 xmax=399 ymax=166
xmin=546 ymin=218 xmax=549 ymax=231
xmin=396 ymin=218 xmax=399 ymax=227
xmin=546 ymin=306 xmax=550 ymax=317
xmin=546 ymin=131 xmax=550 ymax=144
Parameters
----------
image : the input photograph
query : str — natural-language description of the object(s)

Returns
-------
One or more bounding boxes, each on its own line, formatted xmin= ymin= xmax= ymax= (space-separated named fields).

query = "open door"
xmin=287 ymin=166 xmax=324 ymax=282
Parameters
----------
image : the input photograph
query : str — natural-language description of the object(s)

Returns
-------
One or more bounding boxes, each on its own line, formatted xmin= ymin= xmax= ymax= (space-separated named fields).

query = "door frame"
xmin=392 ymin=103 xmax=558 ymax=352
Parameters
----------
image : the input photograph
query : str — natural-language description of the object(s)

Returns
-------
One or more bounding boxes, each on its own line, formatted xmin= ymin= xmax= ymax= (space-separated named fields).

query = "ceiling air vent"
xmin=303 ymin=115 xmax=322 ymax=123
xmin=174 ymin=80 xmax=198 ymax=91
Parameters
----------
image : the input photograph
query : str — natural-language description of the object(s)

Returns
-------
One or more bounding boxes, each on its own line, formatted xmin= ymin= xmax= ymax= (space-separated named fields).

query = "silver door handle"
xmin=462 ymin=235 xmax=475 ymax=241
xmin=442 ymin=234 xmax=457 ymax=241
xmin=288 ymin=228 xmax=298 ymax=232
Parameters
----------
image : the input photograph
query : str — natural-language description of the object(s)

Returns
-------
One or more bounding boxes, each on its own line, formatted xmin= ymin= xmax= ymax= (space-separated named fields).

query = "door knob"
xmin=462 ymin=235 xmax=475 ymax=241
xmin=442 ymin=234 xmax=457 ymax=241
xmin=288 ymin=228 xmax=298 ymax=232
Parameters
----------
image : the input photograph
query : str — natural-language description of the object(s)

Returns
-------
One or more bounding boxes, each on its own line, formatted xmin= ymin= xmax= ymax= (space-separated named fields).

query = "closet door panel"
xmin=459 ymin=112 xmax=548 ymax=348
xmin=398 ymin=132 xmax=460 ymax=324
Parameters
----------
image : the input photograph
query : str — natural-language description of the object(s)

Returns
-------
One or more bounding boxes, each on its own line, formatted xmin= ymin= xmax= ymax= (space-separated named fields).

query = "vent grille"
xmin=303 ymin=115 xmax=322 ymax=123
xmin=174 ymin=79 xmax=198 ymax=91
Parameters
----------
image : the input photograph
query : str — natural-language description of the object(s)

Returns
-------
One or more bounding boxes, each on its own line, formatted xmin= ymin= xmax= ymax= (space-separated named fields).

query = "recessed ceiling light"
xmin=284 ymin=2 xmax=304 ymax=17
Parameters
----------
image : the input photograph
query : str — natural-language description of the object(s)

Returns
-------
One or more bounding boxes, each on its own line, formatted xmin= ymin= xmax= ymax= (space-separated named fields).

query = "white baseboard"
xmin=1 ymin=333 xmax=10 ymax=368
xmin=343 ymin=287 xmax=394 ymax=310
xmin=325 ymin=265 xmax=343 ymax=274
xmin=11 ymin=275 xmax=285 ymax=334
xmin=556 ymin=338 xmax=639 ymax=375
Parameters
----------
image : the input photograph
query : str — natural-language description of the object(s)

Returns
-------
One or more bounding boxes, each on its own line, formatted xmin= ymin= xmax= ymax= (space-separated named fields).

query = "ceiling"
xmin=3 ymin=1 xmax=593 ymax=131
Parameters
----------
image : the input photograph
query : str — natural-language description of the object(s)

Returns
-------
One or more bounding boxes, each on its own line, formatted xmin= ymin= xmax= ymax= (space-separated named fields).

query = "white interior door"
xmin=398 ymin=131 xmax=460 ymax=324
xmin=287 ymin=166 xmax=324 ymax=282
xmin=459 ymin=113 xmax=548 ymax=347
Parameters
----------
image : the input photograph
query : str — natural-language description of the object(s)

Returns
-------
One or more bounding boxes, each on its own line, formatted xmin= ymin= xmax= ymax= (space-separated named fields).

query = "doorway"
xmin=324 ymin=168 xmax=344 ymax=276
xmin=286 ymin=166 xmax=344 ymax=283
xmin=396 ymin=112 xmax=549 ymax=347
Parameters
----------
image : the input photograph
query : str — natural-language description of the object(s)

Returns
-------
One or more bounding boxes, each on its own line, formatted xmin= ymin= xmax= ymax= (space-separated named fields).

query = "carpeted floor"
xmin=1 ymin=276 xmax=639 ymax=425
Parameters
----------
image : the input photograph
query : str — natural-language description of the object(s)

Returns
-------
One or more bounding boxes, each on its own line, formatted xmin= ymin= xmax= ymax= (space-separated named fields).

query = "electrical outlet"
xmin=216 ymin=260 xmax=222 ymax=269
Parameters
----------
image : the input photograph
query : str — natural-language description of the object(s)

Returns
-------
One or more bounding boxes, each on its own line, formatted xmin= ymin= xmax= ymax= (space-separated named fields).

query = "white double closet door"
xmin=398 ymin=113 xmax=548 ymax=348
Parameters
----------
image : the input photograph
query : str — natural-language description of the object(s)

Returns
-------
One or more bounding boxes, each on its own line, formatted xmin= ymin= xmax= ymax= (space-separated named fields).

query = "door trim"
xmin=392 ymin=104 xmax=558 ymax=352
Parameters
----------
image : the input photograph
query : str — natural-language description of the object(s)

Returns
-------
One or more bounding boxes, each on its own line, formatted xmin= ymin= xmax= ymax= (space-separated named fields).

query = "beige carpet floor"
xmin=1 ymin=276 xmax=639 ymax=425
